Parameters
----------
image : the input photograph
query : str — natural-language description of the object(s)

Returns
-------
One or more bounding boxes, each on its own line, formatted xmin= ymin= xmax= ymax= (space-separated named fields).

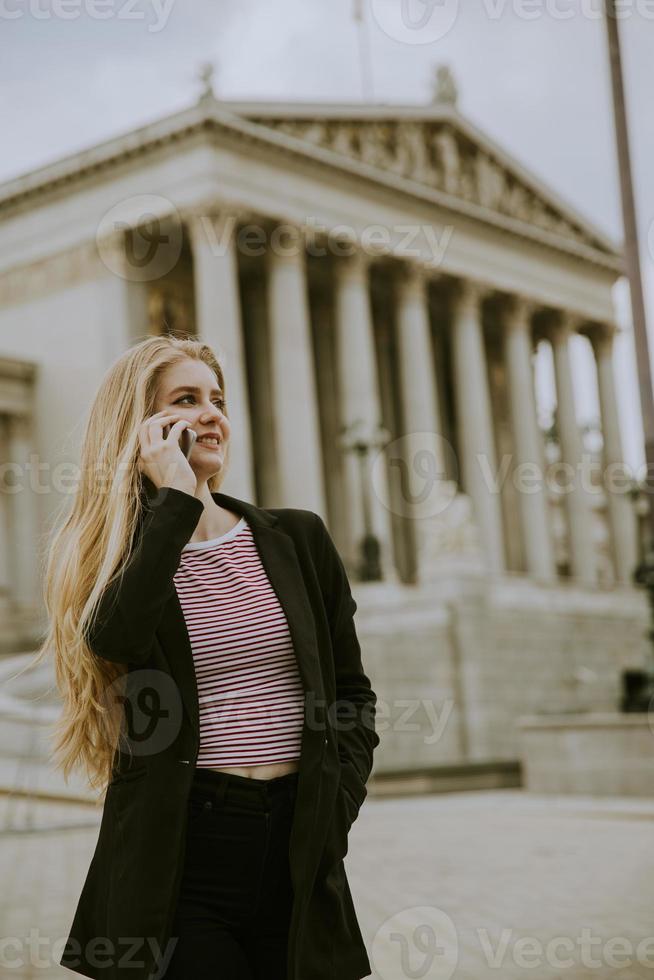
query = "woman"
xmin=38 ymin=335 xmax=379 ymax=980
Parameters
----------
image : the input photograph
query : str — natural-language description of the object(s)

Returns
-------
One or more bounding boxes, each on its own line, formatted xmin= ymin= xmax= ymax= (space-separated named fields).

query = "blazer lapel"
xmin=156 ymin=489 xmax=326 ymax=745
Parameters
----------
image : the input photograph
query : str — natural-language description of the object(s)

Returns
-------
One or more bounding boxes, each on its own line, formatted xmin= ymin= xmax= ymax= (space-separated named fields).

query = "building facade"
xmin=0 ymin=87 xmax=648 ymax=780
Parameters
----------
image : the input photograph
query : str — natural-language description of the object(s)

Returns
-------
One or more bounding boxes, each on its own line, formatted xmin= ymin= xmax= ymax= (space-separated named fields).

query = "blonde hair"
xmin=27 ymin=335 xmax=229 ymax=801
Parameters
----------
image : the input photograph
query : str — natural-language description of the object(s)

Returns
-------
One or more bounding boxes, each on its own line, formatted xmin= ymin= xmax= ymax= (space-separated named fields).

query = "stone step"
xmin=0 ymin=755 xmax=97 ymax=805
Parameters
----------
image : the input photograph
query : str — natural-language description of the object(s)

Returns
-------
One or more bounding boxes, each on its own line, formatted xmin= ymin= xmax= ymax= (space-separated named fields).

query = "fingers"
xmin=137 ymin=413 xmax=194 ymax=488
xmin=142 ymin=414 xmax=188 ymax=448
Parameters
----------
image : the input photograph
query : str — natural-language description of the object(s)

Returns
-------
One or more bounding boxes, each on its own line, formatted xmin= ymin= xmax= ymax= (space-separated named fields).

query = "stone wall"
xmin=359 ymin=575 xmax=651 ymax=775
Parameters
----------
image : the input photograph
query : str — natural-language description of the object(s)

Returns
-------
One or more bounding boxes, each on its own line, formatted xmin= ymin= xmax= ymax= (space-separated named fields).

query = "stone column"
xmin=586 ymin=322 xmax=638 ymax=583
xmin=333 ymin=249 xmax=395 ymax=580
xmin=549 ymin=312 xmax=597 ymax=585
xmin=241 ymin=269 xmax=280 ymax=506
xmin=0 ymin=414 xmax=10 ymax=599
xmin=502 ymin=296 xmax=557 ymax=581
xmin=450 ymin=280 xmax=506 ymax=574
xmin=265 ymin=225 xmax=327 ymax=516
xmin=95 ymin=232 xmax=150 ymax=359
xmin=395 ymin=263 xmax=453 ymax=579
xmin=188 ymin=209 xmax=255 ymax=501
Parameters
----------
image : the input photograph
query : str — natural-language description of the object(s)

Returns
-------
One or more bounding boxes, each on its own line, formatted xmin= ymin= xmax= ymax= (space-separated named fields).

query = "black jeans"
xmin=164 ymin=766 xmax=299 ymax=980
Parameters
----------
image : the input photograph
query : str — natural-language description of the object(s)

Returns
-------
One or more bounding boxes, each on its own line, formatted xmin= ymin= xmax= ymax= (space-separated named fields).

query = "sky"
xmin=1 ymin=0 xmax=653 ymax=472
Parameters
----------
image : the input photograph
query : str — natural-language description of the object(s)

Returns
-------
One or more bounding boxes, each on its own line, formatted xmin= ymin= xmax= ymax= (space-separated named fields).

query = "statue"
xmin=431 ymin=127 xmax=460 ymax=196
xmin=476 ymin=153 xmax=507 ymax=211
xmin=197 ymin=61 xmax=217 ymax=102
xmin=432 ymin=64 xmax=458 ymax=107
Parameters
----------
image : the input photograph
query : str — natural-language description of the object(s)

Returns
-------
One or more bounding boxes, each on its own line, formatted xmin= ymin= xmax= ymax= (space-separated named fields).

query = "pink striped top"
xmin=173 ymin=517 xmax=304 ymax=767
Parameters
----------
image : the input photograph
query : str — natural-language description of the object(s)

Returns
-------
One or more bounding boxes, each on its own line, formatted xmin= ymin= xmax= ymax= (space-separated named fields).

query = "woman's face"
xmin=154 ymin=358 xmax=230 ymax=481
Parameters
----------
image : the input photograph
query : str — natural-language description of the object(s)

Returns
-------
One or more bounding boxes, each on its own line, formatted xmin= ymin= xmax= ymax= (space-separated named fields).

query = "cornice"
xmin=0 ymin=97 xmax=623 ymax=276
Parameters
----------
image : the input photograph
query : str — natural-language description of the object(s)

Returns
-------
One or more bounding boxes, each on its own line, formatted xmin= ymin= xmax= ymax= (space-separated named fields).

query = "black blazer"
xmin=60 ymin=482 xmax=380 ymax=980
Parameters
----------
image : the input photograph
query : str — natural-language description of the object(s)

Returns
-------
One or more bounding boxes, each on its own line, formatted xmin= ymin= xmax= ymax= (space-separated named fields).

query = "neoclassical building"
xmin=0 ymin=81 xmax=648 ymax=780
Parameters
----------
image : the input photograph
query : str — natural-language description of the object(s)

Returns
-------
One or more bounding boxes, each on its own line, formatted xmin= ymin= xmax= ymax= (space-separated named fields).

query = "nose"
xmin=199 ymin=404 xmax=225 ymax=428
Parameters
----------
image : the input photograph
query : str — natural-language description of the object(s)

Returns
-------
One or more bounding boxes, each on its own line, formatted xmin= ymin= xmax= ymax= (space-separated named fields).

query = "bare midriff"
xmin=206 ymin=760 xmax=300 ymax=780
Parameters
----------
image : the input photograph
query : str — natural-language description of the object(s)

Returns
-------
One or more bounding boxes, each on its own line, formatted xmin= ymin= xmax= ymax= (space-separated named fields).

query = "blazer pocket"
xmin=340 ymin=780 xmax=360 ymax=830
xmin=338 ymin=759 xmax=367 ymax=813
xmin=322 ymin=777 xmax=359 ymax=878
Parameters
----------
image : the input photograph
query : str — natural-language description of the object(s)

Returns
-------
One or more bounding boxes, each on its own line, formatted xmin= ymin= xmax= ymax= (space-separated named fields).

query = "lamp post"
xmin=339 ymin=420 xmax=391 ymax=581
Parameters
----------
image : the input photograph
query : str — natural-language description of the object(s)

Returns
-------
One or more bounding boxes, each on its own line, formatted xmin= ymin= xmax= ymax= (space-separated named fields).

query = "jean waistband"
xmin=189 ymin=766 xmax=299 ymax=807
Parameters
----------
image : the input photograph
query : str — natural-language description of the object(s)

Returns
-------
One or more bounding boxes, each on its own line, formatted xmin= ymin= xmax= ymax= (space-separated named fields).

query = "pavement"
xmin=2 ymin=788 xmax=654 ymax=979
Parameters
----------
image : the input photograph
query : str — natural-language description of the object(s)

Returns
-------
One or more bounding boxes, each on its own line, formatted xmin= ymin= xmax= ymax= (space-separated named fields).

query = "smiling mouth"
xmin=195 ymin=438 xmax=221 ymax=449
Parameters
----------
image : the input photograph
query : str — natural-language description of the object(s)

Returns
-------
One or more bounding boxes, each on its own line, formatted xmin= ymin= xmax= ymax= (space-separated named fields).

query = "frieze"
xmin=251 ymin=117 xmax=602 ymax=253
xmin=0 ymin=241 xmax=107 ymax=308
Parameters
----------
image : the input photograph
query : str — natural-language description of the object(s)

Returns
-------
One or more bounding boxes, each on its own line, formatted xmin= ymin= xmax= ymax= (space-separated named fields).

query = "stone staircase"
xmin=0 ymin=652 xmax=96 ymax=811
xmin=0 ymin=601 xmax=46 ymax=655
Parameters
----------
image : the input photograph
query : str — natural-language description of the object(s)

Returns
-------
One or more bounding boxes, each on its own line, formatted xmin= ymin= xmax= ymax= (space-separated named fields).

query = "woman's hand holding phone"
xmin=137 ymin=412 xmax=197 ymax=496
xmin=175 ymin=424 xmax=197 ymax=459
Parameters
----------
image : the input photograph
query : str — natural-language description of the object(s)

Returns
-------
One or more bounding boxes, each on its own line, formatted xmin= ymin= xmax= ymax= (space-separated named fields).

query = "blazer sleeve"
xmin=312 ymin=513 xmax=380 ymax=809
xmin=84 ymin=486 xmax=205 ymax=666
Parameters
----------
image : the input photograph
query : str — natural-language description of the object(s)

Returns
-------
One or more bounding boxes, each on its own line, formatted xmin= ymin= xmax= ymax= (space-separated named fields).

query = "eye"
xmin=175 ymin=394 xmax=225 ymax=409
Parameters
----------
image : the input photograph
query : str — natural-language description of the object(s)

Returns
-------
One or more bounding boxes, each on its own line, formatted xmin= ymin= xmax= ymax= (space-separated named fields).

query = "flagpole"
xmin=604 ymin=2 xmax=654 ymax=527
xmin=604 ymin=2 xmax=654 ymax=704
xmin=353 ymin=0 xmax=374 ymax=101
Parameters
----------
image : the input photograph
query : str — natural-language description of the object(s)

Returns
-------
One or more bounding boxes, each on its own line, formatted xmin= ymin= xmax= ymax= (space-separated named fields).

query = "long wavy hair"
xmin=27 ymin=335 xmax=229 ymax=802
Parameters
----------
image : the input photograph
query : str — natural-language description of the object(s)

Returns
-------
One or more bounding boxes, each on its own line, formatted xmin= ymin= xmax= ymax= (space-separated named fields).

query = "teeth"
xmin=197 ymin=437 xmax=219 ymax=446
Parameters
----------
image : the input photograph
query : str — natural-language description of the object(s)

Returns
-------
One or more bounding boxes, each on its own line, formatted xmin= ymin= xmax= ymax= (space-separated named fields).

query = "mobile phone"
xmin=163 ymin=423 xmax=197 ymax=459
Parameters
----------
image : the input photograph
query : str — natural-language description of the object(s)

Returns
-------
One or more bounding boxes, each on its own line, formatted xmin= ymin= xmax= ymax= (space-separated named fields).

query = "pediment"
xmin=238 ymin=111 xmax=615 ymax=258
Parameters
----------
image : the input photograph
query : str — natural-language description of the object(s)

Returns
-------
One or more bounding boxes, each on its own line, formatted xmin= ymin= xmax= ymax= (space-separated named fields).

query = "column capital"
xmin=332 ymin=246 xmax=374 ymax=279
xmin=266 ymin=221 xmax=311 ymax=263
xmin=394 ymin=260 xmax=437 ymax=299
xmin=186 ymin=202 xmax=252 ymax=227
xmin=541 ymin=308 xmax=584 ymax=345
xmin=185 ymin=205 xmax=252 ymax=256
xmin=578 ymin=320 xmax=618 ymax=357
xmin=495 ymin=293 xmax=538 ymax=329
xmin=447 ymin=277 xmax=492 ymax=314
